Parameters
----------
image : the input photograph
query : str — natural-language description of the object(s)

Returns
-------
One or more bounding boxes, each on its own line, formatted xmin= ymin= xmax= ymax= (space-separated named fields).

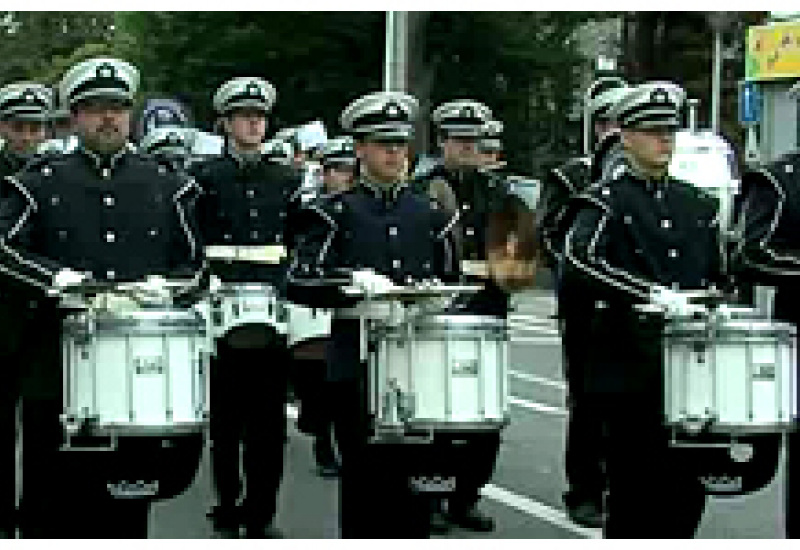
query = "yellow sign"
xmin=747 ymin=21 xmax=800 ymax=80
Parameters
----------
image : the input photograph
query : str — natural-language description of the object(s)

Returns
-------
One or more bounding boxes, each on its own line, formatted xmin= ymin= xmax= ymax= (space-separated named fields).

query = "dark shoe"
xmin=243 ymin=524 xmax=283 ymax=538
xmin=207 ymin=504 xmax=240 ymax=532
xmin=314 ymin=437 xmax=341 ymax=478
xmin=317 ymin=461 xmax=341 ymax=479
xmin=566 ymin=500 xmax=603 ymax=529
xmin=428 ymin=509 xmax=452 ymax=535
xmin=446 ymin=507 xmax=495 ymax=533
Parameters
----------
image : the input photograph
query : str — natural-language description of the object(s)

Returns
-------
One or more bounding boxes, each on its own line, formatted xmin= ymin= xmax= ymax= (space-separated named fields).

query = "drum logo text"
xmin=452 ymin=359 xmax=479 ymax=377
xmin=106 ymin=480 xmax=160 ymax=498
xmin=752 ymin=362 xmax=776 ymax=381
xmin=699 ymin=474 xmax=743 ymax=493
xmin=408 ymin=475 xmax=456 ymax=493
xmin=134 ymin=355 xmax=164 ymax=375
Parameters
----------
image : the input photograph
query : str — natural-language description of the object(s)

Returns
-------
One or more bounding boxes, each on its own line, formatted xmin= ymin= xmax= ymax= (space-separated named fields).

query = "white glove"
xmin=351 ymin=269 xmax=397 ymax=295
xmin=130 ymin=275 xmax=171 ymax=305
xmin=53 ymin=268 xmax=87 ymax=289
xmin=91 ymin=292 xmax=140 ymax=313
xmin=209 ymin=275 xmax=223 ymax=294
xmin=649 ymin=285 xmax=707 ymax=318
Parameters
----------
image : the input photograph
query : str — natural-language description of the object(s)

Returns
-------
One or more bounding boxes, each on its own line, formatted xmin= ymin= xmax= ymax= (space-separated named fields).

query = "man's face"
xmin=622 ymin=127 xmax=676 ymax=172
xmin=72 ymin=98 xmax=131 ymax=155
xmin=0 ymin=119 xmax=48 ymax=154
xmin=322 ymin=162 xmax=356 ymax=193
xmin=223 ymin=107 xmax=267 ymax=150
xmin=442 ymin=135 xmax=481 ymax=169
xmin=356 ymin=138 xmax=410 ymax=183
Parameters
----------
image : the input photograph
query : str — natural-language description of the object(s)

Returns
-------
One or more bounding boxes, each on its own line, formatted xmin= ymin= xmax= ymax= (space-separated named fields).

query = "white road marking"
xmin=510 ymin=370 xmax=567 ymax=391
xmin=511 ymin=336 xmax=561 ymax=345
xmin=481 ymin=484 xmax=602 ymax=539
xmin=509 ymin=396 xmax=567 ymax=416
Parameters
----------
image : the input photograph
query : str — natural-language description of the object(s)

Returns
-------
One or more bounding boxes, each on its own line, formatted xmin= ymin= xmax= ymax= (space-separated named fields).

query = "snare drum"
xmin=663 ymin=310 xmax=797 ymax=434
xmin=370 ymin=315 xmax=508 ymax=432
xmin=211 ymin=283 xmax=288 ymax=338
xmin=61 ymin=308 xmax=207 ymax=435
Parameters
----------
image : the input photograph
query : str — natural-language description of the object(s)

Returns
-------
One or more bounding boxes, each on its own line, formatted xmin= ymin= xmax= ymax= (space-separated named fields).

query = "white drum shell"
xmin=287 ymin=304 xmax=332 ymax=348
xmin=62 ymin=309 xmax=207 ymax=434
xmin=212 ymin=283 xmax=288 ymax=338
xmin=371 ymin=315 xmax=508 ymax=430
xmin=664 ymin=319 xmax=797 ymax=433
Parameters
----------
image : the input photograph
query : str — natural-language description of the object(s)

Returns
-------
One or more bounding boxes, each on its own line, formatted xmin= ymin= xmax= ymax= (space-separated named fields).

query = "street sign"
xmin=739 ymin=81 xmax=762 ymax=125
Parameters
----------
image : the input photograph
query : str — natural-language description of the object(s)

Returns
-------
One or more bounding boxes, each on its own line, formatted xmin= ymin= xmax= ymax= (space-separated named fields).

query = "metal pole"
xmin=384 ymin=12 xmax=396 ymax=91
xmin=384 ymin=11 xmax=408 ymax=92
xmin=711 ymin=28 xmax=722 ymax=134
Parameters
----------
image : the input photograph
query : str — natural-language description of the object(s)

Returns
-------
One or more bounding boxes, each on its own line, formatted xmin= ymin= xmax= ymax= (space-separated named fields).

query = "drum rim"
xmin=63 ymin=310 xmax=205 ymax=332
xmin=216 ymin=283 xmax=279 ymax=296
xmin=664 ymin=420 xmax=797 ymax=434
xmin=411 ymin=314 xmax=507 ymax=330
xmin=665 ymin=320 xmax=797 ymax=336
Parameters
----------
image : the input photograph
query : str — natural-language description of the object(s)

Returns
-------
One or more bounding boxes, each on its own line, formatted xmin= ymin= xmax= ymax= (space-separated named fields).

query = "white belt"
xmin=205 ymin=245 xmax=287 ymax=264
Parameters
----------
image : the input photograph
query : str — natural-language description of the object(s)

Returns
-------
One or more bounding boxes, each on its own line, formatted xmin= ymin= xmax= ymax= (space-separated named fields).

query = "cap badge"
xmin=650 ymin=88 xmax=672 ymax=106
xmin=97 ymin=62 xmax=116 ymax=79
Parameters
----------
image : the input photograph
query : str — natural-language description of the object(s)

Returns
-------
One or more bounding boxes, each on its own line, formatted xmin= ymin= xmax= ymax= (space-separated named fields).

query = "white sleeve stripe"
xmin=317 ymin=228 xmax=336 ymax=266
xmin=0 ymin=258 xmax=51 ymax=290
xmin=552 ymin=167 xmax=575 ymax=195
xmin=173 ymin=199 xmax=198 ymax=260
xmin=436 ymin=210 xmax=460 ymax=241
xmin=172 ymin=260 xmax=208 ymax=298
xmin=752 ymin=168 xmax=800 ymax=265
xmin=564 ymin=214 xmax=649 ymax=301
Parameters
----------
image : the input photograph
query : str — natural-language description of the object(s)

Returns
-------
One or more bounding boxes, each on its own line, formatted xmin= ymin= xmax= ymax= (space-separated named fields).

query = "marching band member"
xmin=562 ymin=81 xmax=721 ymax=537
xmin=732 ymin=153 xmax=800 ymax=539
xmin=292 ymin=135 xmax=357 ymax=479
xmin=536 ymin=76 xmax=629 ymax=528
xmin=0 ymin=80 xmax=52 ymax=539
xmin=0 ymin=57 xmax=206 ymax=538
xmin=319 ymin=136 xmax=357 ymax=194
xmin=413 ymin=100 xmax=536 ymax=534
xmin=191 ymin=77 xmax=302 ymax=538
xmin=286 ymin=91 xmax=461 ymax=537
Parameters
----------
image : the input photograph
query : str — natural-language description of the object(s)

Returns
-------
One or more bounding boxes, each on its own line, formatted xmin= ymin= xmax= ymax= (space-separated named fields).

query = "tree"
xmin=0 ymin=12 xmax=116 ymax=85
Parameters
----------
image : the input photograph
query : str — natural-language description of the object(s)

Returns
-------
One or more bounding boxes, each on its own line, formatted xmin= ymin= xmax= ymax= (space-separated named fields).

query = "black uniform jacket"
xmin=191 ymin=150 xmax=303 ymax=289
xmin=732 ymin=151 xmax=800 ymax=322
xmin=562 ymin=153 xmax=724 ymax=393
xmin=286 ymin=178 xmax=460 ymax=381
xmin=0 ymin=146 xmax=207 ymax=297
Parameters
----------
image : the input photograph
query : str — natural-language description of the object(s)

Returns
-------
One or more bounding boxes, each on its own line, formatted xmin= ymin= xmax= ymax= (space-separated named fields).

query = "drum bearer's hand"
xmin=131 ymin=275 xmax=172 ymax=305
xmin=91 ymin=292 xmax=140 ymax=313
xmin=649 ymin=285 xmax=708 ymax=318
xmin=52 ymin=268 xmax=88 ymax=290
xmin=351 ymin=269 xmax=397 ymax=295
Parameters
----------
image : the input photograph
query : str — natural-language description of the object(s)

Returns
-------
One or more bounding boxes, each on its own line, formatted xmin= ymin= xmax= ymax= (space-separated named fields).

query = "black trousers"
xmin=293 ymin=357 xmax=334 ymax=438
xmin=560 ymin=315 xmax=606 ymax=506
xmin=0 ymin=353 xmax=19 ymax=532
xmin=439 ymin=433 xmax=501 ymax=513
xmin=209 ymin=336 xmax=288 ymax=527
xmin=591 ymin=391 xmax=707 ymax=538
xmin=330 ymin=376 xmax=430 ymax=538
xmin=19 ymin=399 xmax=151 ymax=538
